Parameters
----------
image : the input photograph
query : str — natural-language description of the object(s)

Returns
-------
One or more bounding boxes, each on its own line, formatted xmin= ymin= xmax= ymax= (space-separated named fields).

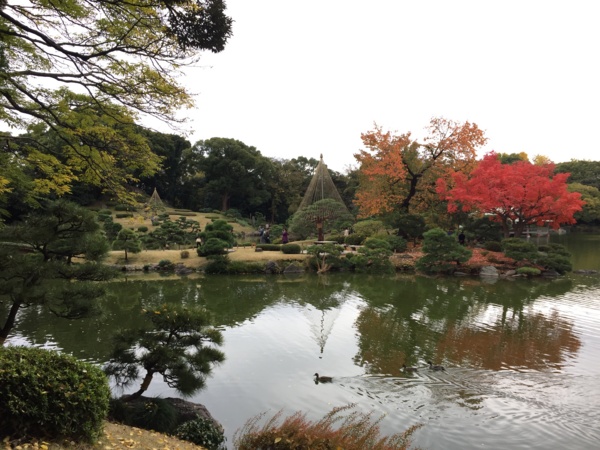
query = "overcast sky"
xmin=181 ymin=0 xmax=599 ymax=173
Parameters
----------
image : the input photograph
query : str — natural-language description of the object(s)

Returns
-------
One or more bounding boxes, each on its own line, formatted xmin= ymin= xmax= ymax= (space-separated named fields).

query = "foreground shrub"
xmin=234 ymin=404 xmax=421 ymax=450
xmin=204 ymin=255 xmax=231 ymax=274
xmin=0 ymin=347 xmax=109 ymax=443
xmin=176 ymin=416 xmax=226 ymax=450
xmin=281 ymin=243 xmax=302 ymax=254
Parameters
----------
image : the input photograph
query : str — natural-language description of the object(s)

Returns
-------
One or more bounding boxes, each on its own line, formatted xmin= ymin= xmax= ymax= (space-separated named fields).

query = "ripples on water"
xmin=5 ymin=272 xmax=600 ymax=450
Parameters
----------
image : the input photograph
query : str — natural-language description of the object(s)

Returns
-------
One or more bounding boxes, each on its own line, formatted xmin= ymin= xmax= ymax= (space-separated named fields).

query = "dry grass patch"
xmin=105 ymin=246 xmax=309 ymax=267
xmin=4 ymin=422 xmax=206 ymax=449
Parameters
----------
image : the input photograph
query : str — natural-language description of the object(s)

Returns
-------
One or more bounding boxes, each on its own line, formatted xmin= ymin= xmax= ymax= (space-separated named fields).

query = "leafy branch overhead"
xmin=0 ymin=0 xmax=232 ymax=199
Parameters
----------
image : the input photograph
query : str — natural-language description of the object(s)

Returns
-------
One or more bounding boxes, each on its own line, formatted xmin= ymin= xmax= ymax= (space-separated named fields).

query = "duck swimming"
xmin=402 ymin=364 xmax=418 ymax=373
xmin=314 ymin=373 xmax=333 ymax=383
xmin=427 ymin=361 xmax=445 ymax=371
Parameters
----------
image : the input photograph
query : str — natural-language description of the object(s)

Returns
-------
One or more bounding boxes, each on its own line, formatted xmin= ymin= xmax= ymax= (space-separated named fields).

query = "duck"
xmin=402 ymin=364 xmax=418 ymax=373
xmin=314 ymin=373 xmax=333 ymax=383
xmin=427 ymin=361 xmax=445 ymax=371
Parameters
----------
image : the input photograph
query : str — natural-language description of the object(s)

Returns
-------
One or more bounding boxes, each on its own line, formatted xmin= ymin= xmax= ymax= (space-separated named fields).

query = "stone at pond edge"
xmin=122 ymin=396 xmax=223 ymax=432
xmin=283 ymin=262 xmax=305 ymax=274
xmin=265 ymin=260 xmax=280 ymax=274
xmin=480 ymin=266 xmax=499 ymax=278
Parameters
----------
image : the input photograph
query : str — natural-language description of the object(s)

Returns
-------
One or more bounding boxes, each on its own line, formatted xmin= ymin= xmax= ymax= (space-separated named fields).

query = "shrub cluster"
xmin=484 ymin=241 xmax=502 ymax=252
xmin=0 ymin=347 xmax=110 ymax=443
xmin=281 ymin=243 xmax=302 ymax=254
xmin=176 ymin=416 xmax=226 ymax=449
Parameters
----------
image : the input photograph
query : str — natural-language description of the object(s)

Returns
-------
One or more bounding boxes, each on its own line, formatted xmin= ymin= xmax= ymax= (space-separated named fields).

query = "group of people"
xmin=258 ymin=225 xmax=288 ymax=244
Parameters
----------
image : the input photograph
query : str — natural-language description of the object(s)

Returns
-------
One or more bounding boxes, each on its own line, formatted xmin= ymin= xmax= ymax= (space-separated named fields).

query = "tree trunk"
xmin=123 ymin=371 xmax=154 ymax=402
xmin=0 ymin=299 xmax=22 ymax=346
xmin=221 ymin=193 xmax=230 ymax=212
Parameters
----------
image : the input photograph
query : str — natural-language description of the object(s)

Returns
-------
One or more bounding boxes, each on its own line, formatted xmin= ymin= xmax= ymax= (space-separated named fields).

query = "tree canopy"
xmin=0 ymin=0 xmax=232 ymax=202
xmin=438 ymin=153 xmax=585 ymax=237
xmin=189 ymin=137 xmax=273 ymax=213
xmin=354 ymin=117 xmax=487 ymax=218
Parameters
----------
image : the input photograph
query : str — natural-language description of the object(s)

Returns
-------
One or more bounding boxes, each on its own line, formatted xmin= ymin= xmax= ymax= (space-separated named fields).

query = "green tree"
xmin=555 ymin=160 xmax=600 ymax=190
xmin=0 ymin=0 xmax=232 ymax=204
xmin=189 ymin=138 xmax=272 ymax=213
xmin=104 ymin=304 xmax=225 ymax=401
xmin=416 ymin=228 xmax=472 ymax=275
xmin=0 ymin=200 xmax=116 ymax=345
xmin=112 ymin=229 xmax=142 ymax=262
xmin=568 ymin=183 xmax=600 ymax=224
xmin=136 ymin=130 xmax=193 ymax=207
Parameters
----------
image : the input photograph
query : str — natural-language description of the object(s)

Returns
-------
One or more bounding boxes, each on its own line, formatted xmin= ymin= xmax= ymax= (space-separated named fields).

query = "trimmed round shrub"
xmin=137 ymin=226 xmax=149 ymax=233
xmin=180 ymin=250 xmax=190 ymax=259
xmin=537 ymin=254 xmax=572 ymax=274
xmin=363 ymin=238 xmax=391 ymax=250
xmin=484 ymin=241 xmax=502 ymax=252
xmin=157 ymin=259 xmax=175 ymax=270
xmin=198 ymin=238 xmax=229 ymax=257
xmin=0 ymin=347 xmax=109 ymax=443
xmin=501 ymin=238 xmax=538 ymax=261
xmin=281 ymin=243 xmax=302 ymax=254
xmin=344 ymin=234 xmax=365 ymax=245
xmin=176 ymin=416 xmax=226 ymax=449
xmin=115 ymin=213 xmax=133 ymax=218
xmin=383 ymin=235 xmax=407 ymax=252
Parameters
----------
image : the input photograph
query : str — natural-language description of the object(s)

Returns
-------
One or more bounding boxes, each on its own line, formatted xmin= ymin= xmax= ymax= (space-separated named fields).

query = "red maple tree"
xmin=437 ymin=152 xmax=585 ymax=238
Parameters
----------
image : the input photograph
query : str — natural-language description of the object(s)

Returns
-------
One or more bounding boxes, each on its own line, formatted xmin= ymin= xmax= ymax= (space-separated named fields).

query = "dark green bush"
xmin=416 ymin=228 xmax=472 ymax=274
xmin=137 ymin=226 xmax=149 ymax=233
xmin=115 ymin=213 xmax=133 ymax=218
xmin=114 ymin=204 xmax=136 ymax=212
xmin=98 ymin=209 xmax=112 ymax=216
xmin=516 ymin=267 xmax=542 ymax=276
xmin=256 ymin=244 xmax=282 ymax=251
xmin=281 ymin=243 xmax=302 ymax=254
xmin=226 ymin=260 xmax=265 ymax=274
xmin=198 ymin=238 xmax=229 ymax=257
xmin=176 ymin=416 xmax=226 ymax=449
xmin=383 ymin=235 xmax=407 ymax=253
xmin=157 ymin=259 xmax=175 ymax=270
xmin=328 ymin=234 xmax=345 ymax=244
xmin=204 ymin=255 xmax=230 ymax=274
xmin=344 ymin=234 xmax=366 ymax=245
xmin=484 ymin=241 xmax=503 ymax=252
xmin=537 ymin=253 xmax=572 ymax=274
xmin=0 ymin=347 xmax=109 ymax=443
xmin=501 ymin=238 xmax=538 ymax=261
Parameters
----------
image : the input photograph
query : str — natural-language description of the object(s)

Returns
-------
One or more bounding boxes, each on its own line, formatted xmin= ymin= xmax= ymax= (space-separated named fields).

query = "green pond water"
xmin=4 ymin=233 xmax=600 ymax=449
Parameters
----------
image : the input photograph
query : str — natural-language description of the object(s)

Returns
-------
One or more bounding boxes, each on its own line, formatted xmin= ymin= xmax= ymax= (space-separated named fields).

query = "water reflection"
xmin=3 ymin=238 xmax=600 ymax=450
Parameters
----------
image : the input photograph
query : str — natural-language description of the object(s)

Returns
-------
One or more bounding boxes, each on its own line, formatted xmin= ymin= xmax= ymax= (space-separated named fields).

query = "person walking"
xmin=282 ymin=228 xmax=289 ymax=244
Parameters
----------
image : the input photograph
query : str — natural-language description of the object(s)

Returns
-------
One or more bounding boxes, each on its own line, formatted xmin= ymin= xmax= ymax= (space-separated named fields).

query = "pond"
xmin=4 ymin=233 xmax=600 ymax=449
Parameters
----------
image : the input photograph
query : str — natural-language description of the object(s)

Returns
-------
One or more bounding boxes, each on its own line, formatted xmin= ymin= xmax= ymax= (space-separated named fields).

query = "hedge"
xmin=0 ymin=347 xmax=110 ymax=443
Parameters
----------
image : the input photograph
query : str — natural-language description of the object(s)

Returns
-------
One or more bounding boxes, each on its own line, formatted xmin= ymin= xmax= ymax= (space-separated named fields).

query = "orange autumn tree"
xmin=437 ymin=152 xmax=585 ymax=238
xmin=354 ymin=117 xmax=487 ymax=218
